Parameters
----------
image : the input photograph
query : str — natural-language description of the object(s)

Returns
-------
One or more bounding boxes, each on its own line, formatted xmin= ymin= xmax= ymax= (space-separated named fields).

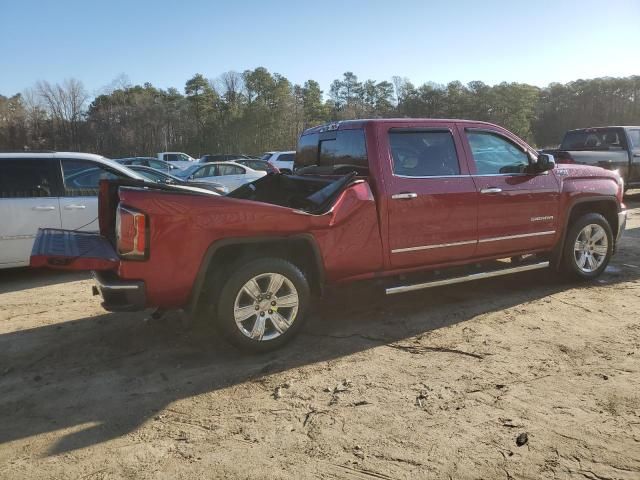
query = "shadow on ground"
xmin=1 ymin=243 xmax=639 ymax=455
xmin=0 ymin=268 xmax=90 ymax=295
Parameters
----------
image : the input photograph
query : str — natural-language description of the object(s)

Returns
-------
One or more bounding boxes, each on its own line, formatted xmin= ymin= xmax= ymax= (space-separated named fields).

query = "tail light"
xmin=616 ymin=174 xmax=624 ymax=203
xmin=116 ymin=205 xmax=148 ymax=260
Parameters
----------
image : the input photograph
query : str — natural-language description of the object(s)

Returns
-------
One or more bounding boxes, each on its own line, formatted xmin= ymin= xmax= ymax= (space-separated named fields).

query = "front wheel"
xmin=216 ymin=257 xmax=310 ymax=352
xmin=561 ymin=213 xmax=613 ymax=280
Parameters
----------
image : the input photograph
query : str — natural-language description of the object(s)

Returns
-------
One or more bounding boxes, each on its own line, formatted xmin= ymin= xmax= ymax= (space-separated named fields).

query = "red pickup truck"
xmin=31 ymin=119 xmax=627 ymax=352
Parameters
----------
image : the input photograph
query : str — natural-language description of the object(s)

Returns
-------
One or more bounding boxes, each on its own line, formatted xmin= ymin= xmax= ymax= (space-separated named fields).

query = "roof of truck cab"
xmin=301 ymin=118 xmax=506 ymax=135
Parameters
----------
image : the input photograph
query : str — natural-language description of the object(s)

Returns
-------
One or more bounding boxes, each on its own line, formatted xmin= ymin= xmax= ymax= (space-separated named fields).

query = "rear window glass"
xmin=561 ymin=129 xmax=626 ymax=150
xmin=278 ymin=153 xmax=295 ymax=162
xmin=296 ymin=129 xmax=368 ymax=175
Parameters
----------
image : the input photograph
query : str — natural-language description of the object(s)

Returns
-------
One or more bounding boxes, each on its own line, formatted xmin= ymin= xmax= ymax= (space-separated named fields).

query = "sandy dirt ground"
xmin=1 ymin=195 xmax=639 ymax=480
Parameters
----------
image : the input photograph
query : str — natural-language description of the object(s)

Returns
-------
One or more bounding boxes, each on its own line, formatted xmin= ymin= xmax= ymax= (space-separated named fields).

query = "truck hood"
xmin=553 ymin=163 xmax=622 ymax=182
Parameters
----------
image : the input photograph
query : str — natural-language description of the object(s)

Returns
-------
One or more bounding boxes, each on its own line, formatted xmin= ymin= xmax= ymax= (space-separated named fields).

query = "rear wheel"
xmin=561 ymin=213 xmax=613 ymax=280
xmin=216 ymin=257 xmax=310 ymax=352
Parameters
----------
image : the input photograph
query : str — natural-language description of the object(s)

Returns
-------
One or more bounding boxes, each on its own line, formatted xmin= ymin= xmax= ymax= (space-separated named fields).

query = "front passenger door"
xmin=462 ymin=127 xmax=560 ymax=257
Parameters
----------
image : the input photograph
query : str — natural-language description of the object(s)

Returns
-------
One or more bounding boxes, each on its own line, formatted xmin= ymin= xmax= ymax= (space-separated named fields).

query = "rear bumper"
xmin=92 ymin=271 xmax=146 ymax=312
xmin=617 ymin=210 xmax=627 ymax=242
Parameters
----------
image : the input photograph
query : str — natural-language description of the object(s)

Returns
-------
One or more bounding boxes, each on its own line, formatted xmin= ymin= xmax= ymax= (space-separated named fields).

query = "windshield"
xmin=260 ymin=153 xmax=273 ymax=161
xmin=132 ymin=167 xmax=176 ymax=182
xmin=561 ymin=129 xmax=626 ymax=150
xmin=173 ymin=164 xmax=200 ymax=178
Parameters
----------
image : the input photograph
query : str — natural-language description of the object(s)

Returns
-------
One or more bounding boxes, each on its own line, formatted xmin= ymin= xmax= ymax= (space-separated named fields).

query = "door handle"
xmin=32 ymin=205 xmax=56 ymax=211
xmin=64 ymin=204 xmax=87 ymax=210
xmin=392 ymin=192 xmax=418 ymax=200
xmin=480 ymin=187 xmax=502 ymax=194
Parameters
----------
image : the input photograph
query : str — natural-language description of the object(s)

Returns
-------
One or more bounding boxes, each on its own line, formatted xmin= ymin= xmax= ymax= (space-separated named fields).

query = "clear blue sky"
xmin=2 ymin=0 xmax=639 ymax=97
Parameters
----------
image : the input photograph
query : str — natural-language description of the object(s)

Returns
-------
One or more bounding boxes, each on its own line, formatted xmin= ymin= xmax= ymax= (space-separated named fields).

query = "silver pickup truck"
xmin=544 ymin=126 xmax=640 ymax=191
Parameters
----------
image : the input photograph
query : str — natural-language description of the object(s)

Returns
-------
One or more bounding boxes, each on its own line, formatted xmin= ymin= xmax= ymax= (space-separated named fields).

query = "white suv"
xmin=0 ymin=152 xmax=145 ymax=269
xmin=262 ymin=151 xmax=295 ymax=174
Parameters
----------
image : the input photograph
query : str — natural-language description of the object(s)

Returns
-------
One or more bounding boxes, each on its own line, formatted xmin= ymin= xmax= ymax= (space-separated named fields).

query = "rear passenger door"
xmin=59 ymin=159 xmax=123 ymax=231
xmin=461 ymin=127 xmax=560 ymax=257
xmin=384 ymin=126 xmax=479 ymax=269
xmin=0 ymin=158 xmax=62 ymax=267
xmin=215 ymin=164 xmax=248 ymax=190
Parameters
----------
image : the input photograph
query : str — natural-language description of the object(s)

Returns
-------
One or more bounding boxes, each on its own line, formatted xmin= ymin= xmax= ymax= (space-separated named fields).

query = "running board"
xmin=385 ymin=261 xmax=549 ymax=295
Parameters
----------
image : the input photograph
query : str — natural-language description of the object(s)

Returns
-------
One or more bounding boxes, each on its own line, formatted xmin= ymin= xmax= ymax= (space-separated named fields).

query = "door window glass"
xmin=389 ymin=130 xmax=460 ymax=176
xmin=466 ymin=131 xmax=529 ymax=175
xmin=62 ymin=160 xmax=121 ymax=196
xmin=217 ymin=165 xmax=244 ymax=176
xmin=192 ymin=165 xmax=216 ymax=178
xmin=0 ymin=159 xmax=58 ymax=198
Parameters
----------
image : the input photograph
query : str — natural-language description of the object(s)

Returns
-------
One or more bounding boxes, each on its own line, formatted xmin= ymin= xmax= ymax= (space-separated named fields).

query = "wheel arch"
xmin=552 ymin=196 xmax=619 ymax=269
xmin=188 ymin=234 xmax=325 ymax=313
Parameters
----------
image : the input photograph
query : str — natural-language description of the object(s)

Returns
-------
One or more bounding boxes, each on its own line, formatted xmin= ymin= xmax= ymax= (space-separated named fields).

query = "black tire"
xmin=561 ymin=213 xmax=613 ymax=281
xmin=215 ymin=257 xmax=310 ymax=353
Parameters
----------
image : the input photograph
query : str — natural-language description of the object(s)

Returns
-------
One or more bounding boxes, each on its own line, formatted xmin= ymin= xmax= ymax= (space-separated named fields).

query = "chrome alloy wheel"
xmin=233 ymin=273 xmax=299 ymax=341
xmin=574 ymin=224 xmax=608 ymax=273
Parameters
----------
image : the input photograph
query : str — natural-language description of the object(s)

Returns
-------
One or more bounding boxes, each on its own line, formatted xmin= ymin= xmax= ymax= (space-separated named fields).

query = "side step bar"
xmin=385 ymin=261 xmax=549 ymax=295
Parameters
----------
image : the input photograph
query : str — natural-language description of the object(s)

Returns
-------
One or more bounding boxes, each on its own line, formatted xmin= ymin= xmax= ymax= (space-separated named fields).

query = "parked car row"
xmin=0 ymin=149 xmax=296 ymax=269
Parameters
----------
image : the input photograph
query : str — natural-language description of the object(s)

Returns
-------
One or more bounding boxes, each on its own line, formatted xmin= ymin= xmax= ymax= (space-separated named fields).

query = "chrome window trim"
xmin=391 ymin=173 xmax=544 ymax=179
xmin=392 ymin=174 xmax=471 ymax=179
xmin=392 ymin=230 xmax=556 ymax=253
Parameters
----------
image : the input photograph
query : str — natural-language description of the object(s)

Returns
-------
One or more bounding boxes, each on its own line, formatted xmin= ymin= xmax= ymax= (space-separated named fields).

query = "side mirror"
xmin=533 ymin=153 xmax=555 ymax=173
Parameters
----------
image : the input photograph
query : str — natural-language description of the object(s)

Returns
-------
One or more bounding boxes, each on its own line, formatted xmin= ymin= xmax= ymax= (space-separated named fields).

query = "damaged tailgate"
xmin=30 ymin=228 xmax=119 ymax=271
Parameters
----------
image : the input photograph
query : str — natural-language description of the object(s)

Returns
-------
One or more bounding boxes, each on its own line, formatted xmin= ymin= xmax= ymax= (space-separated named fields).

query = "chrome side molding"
xmin=385 ymin=261 xmax=549 ymax=295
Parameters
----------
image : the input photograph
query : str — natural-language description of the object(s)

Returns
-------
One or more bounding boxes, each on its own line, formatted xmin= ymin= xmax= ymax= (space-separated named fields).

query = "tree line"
xmin=1 ymin=69 xmax=639 ymax=157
